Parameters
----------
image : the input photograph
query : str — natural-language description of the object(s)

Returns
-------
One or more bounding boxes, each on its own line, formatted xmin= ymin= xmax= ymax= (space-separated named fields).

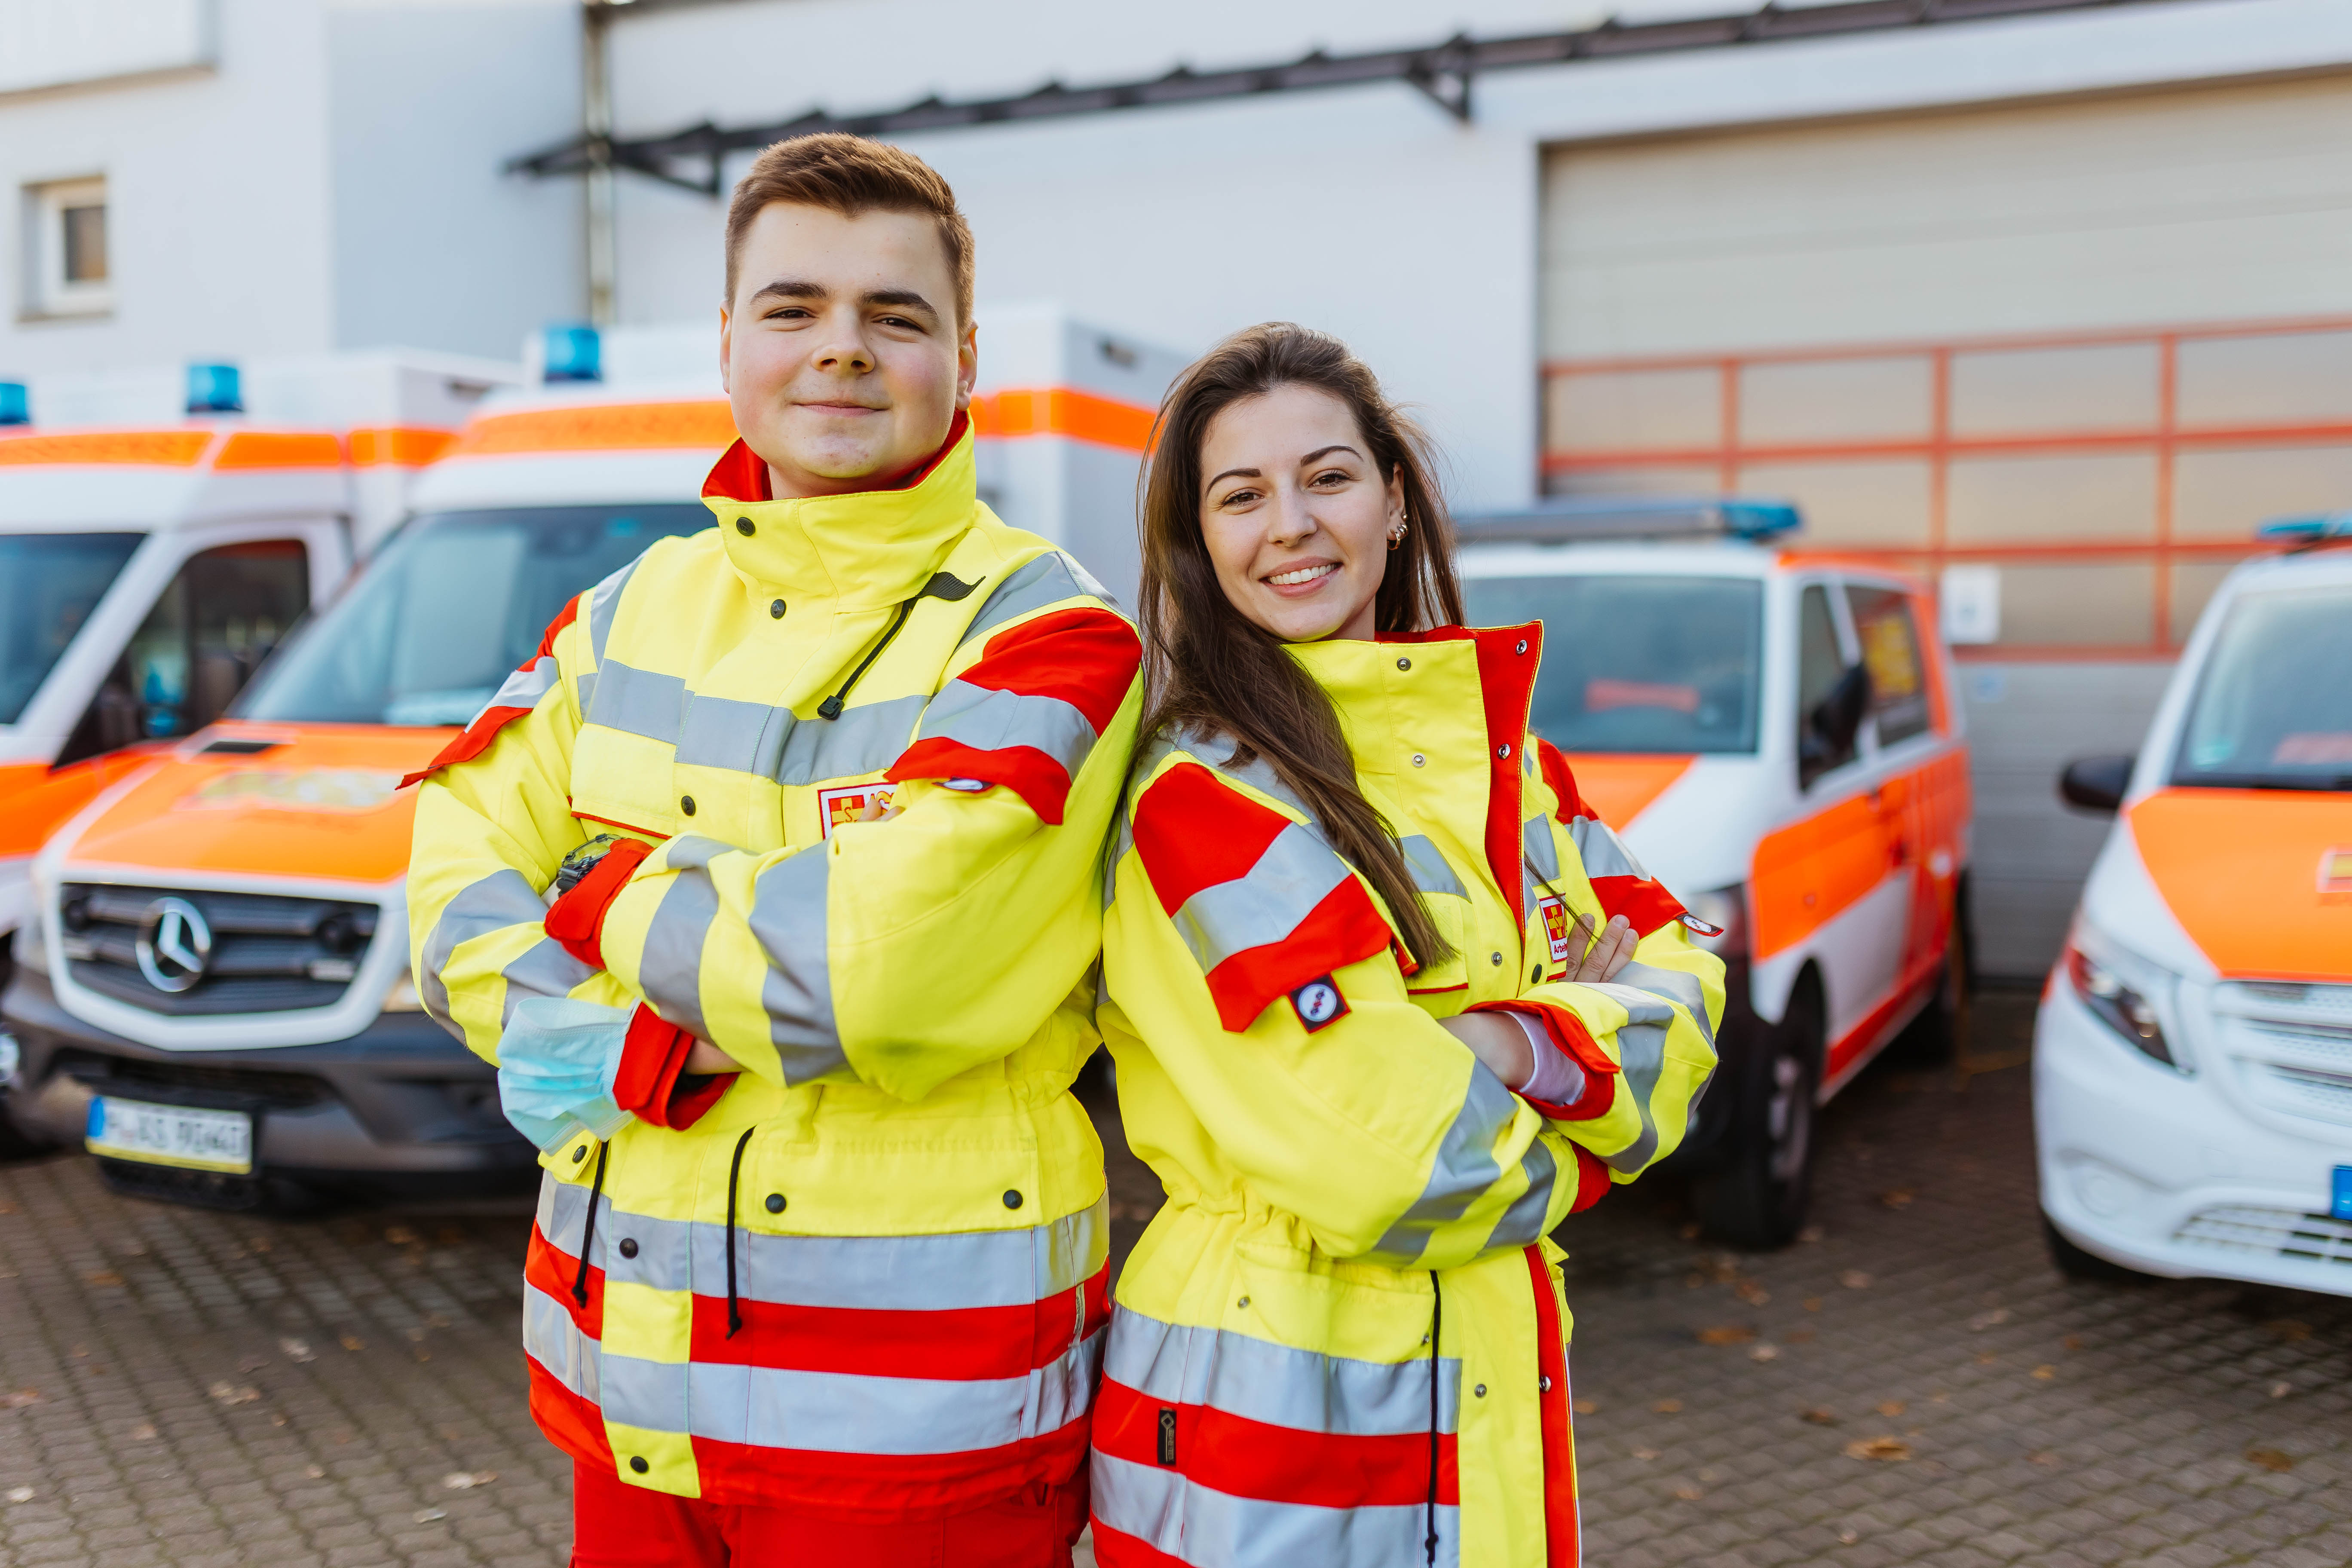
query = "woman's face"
xmin=1197 ymin=383 xmax=1405 ymax=644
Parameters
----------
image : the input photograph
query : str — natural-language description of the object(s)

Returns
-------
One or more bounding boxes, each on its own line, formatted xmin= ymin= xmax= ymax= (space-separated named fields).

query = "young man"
xmin=405 ymin=135 xmax=1140 ymax=1565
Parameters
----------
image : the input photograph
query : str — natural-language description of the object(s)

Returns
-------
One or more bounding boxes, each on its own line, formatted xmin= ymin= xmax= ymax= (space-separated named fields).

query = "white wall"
xmin=598 ymin=0 xmax=2352 ymax=513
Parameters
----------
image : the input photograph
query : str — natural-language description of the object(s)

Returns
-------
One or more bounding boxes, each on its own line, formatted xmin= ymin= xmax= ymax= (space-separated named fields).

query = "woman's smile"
xmin=1264 ymin=560 xmax=1339 ymax=592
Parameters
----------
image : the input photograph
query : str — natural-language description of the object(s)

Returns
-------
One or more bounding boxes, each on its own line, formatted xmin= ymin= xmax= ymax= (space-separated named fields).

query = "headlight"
xmin=1679 ymin=884 xmax=1746 ymax=956
xmin=2063 ymin=920 xmax=2180 ymax=1070
xmin=380 ymin=971 xmax=425 ymax=1013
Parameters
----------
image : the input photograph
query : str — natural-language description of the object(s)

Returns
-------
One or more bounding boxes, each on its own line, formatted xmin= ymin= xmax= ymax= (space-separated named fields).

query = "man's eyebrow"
xmin=862 ymin=288 xmax=940 ymax=320
xmin=749 ymin=278 xmax=828 ymax=305
xmin=1206 ymin=466 xmax=1262 ymax=490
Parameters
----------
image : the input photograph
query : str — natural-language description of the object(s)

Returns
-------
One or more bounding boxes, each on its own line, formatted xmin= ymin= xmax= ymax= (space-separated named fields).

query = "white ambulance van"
xmin=2037 ymin=518 xmax=2352 ymax=1294
xmin=0 ymin=312 xmax=1180 ymax=1207
xmin=0 ymin=355 xmax=511 ymax=1025
xmin=1458 ymin=498 xmax=1973 ymax=1246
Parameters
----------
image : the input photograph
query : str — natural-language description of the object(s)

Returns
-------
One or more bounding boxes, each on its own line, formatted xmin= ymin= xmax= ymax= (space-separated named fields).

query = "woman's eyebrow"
xmin=1299 ymin=444 xmax=1361 ymax=466
xmin=1206 ymin=466 xmax=1262 ymax=489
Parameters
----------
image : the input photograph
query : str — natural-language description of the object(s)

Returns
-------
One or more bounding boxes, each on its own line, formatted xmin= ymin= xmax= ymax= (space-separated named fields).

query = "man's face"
xmin=721 ymin=203 xmax=975 ymax=499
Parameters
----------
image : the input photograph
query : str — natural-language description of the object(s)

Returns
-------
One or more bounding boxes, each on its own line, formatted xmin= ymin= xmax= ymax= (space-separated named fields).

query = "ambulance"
xmin=0 ymin=310 xmax=1182 ymax=1207
xmin=1458 ymin=498 xmax=1972 ymax=1247
xmin=2037 ymin=517 xmax=2352 ymax=1294
xmin=0 ymin=355 xmax=510 ymax=1039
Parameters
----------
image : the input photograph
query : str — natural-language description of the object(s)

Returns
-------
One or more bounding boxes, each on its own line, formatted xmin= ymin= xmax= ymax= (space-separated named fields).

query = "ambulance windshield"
xmin=236 ymin=504 xmax=709 ymax=726
xmin=0 ymin=532 xmax=144 ymax=726
xmin=1461 ymin=574 xmax=1763 ymax=754
xmin=2172 ymin=582 xmax=2352 ymax=791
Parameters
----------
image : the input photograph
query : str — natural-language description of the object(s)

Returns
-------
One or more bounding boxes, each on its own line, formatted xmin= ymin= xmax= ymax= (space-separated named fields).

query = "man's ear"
xmin=718 ymin=305 xmax=734 ymax=396
xmin=954 ymin=319 xmax=978 ymax=412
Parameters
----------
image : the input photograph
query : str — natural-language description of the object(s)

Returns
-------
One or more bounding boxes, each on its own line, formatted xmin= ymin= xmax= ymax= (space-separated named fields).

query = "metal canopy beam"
xmin=512 ymin=0 xmax=2177 ymax=195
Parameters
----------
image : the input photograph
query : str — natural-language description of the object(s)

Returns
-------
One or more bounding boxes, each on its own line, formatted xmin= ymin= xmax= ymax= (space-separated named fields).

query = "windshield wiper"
xmin=2173 ymin=772 xmax=2352 ymax=792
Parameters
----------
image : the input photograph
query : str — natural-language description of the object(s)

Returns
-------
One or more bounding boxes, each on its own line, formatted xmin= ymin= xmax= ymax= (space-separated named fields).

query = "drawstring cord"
xmin=1426 ymin=1270 xmax=1444 ymax=1566
xmin=817 ymin=572 xmax=975 ymax=720
xmin=723 ymin=1126 xmax=755 ymax=1337
xmin=571 ymin=1141 xmax=609 ymax=1308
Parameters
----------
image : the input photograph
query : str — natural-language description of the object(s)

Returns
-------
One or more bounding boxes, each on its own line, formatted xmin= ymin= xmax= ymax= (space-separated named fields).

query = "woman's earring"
xmin=1387 ymin=518 xmax=1408 ymax=551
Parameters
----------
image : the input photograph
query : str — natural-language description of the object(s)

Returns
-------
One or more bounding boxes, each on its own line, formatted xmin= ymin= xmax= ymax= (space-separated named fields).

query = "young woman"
xmin=1087 ymin=324 xmax=1724 ymax=1568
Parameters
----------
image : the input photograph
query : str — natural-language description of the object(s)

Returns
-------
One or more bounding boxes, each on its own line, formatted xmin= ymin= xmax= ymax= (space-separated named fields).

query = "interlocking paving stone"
xmin=3 ymin=992 xmax=2346 ymax=1566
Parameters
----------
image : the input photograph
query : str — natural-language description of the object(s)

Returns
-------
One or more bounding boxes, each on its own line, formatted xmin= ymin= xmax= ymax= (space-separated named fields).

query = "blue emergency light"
xmin=186 ymin=363 xmax=242 ymax=414
xmin=1455 ymin=495 xmax=1804 ymax=546
xmin=543 ymin=324 xmax=603 ymax=383
xmin=0 ymin=382 xmax=27 ymax=426
xmin=2257 ymin=512 xmax=2352 ymax=542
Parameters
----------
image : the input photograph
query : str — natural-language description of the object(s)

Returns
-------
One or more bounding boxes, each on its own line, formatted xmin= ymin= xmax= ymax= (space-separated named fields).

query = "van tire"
xmin=1693 ymin=977 xmax=1823 ymax=1250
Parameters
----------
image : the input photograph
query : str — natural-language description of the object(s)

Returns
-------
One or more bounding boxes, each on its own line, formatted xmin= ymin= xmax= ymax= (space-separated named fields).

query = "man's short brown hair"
xmin=723 ymin=134 xmax=974 ymax=324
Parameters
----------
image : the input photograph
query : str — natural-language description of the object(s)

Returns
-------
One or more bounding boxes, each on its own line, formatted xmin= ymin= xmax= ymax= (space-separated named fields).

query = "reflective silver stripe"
xmin=747 ymin=846 xmax=842 ymax=1081
xmin=1566 ymin=813 xmax=1651 ymax=883
xmin=776 ymin=691 xmax=926 ymax=784
xmin=521 ymin=1282 xmax=601 ymax=1405
xmin=540 ymin=1185 xmax=1109 ymax=1308
xmin=472 ymin=655 xmax=558 ymax=727
xmin=674 ymin=690 xmax=794 ymax=775
xmin=1102 ymin=1311 xmax=1458 ymax=1436
xmin=911 ymin=681 xmax=1098 ymax=770
xmin=1400 ymin=834 xmax=1467 ymax=901
xmin=961 ymin=551 xmax=1105 ymax=645
xmin=418 ymin=868 xmax=545 ymax=1037
xmin=1365 ymin=1062 xmax=1519 ymax=1267
xmin=1090 ymin=1453 xmax=1460 ymax=1568
xmin=1178 ymin=727 xmax=1313 ymax=823
xmin=602 ymin=1327 xmax=1103 ymax=1453
xmin=1486 ymin=1137 xmax=1559 ymax=1251
xmin=585 ymin=555 xmax=640 ymax=665
xmin=1523 ymin=813 xmax=1559 ymax=885
xmin=636 ymin=854 xmax=718 ymax=1039
xmin=498 ymin=938 xmax=596 ymax=1029
xmin=1170 ymin=823 xmax=1352 ymax=975
xmin=1583 ymin=983 xmax=1677 ymax=1173
xmin=584 ymin=658 xmax=687 ymax=745
xmin=1618 ymin=959 xmax=1715 ymax=1051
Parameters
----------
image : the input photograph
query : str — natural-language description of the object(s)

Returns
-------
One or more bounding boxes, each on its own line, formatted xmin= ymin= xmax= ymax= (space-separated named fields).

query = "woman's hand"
xmin=683 ymin=1039 xmax=737 ymax=1075
xmin=1566 ymin=913 xmax=1637 ymax=982
xmin=1439 ymin=1011 xmax=1534 ymax=1087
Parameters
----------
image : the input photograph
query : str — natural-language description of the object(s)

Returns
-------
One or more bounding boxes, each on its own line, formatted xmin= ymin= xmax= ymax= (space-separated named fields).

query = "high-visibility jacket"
xmin=1088 ymin=625 xmax=1723 ymax=1568
xmin=404 ymin=422 xmax=1143 ymax=1516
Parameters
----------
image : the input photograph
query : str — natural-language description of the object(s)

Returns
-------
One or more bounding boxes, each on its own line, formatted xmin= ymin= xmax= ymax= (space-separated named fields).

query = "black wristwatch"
xmin=552 ymin=834 xmax=625 ymax=897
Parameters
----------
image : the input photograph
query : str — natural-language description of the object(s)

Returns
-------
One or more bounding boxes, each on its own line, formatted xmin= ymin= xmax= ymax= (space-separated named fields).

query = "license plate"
xmin=2335 ymin=1166 xmax=2352 ymax=1225
xmin=86 ymin=1096 xmax=254 ymax=1175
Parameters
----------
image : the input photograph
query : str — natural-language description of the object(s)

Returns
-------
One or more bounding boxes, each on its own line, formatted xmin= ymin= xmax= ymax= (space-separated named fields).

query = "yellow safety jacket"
xmin=1089 ymin=625 xmax=1722 ymax=1568
xmin=405 ymin=423 xmax=1142 ymax=1516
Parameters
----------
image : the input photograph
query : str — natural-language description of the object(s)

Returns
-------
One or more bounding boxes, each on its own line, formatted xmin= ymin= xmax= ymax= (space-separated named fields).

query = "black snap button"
xmin=629 ymin=1456 xmax=649 ymax=1474
xmin=1490 ymin=952 xmax=1504 ymax=966
xmin=1396 ymin=657 xmax=1411 ymax=671
xmin=1531 ymin=965 xmax=1543 ymax=983
xmin=1002 ymin=1190 xmax=1023 ymax=1210
xmin=571 ymin=1145 xmax=587 ymax=1164
xmin=617 ymin=1237 xmax=638 ymax=1259
xmin=769 ymin=599 xmax=785 ymax=619
xmin=1540 ymin=1375 xmax=1553 ymax=1393
xmin=1497 ymin=743 xmax=1512 ymax=760
xmin=765 ymin=1193 xmax=785 ymax=1214
xmin=1516 ymin=639 xmax=1528 ymax=655
xmin=1474 ymin=1384 xmax=1488 ymax=1398
xmin=735 ymin=517 xmax=755 ymax=536
xmin=680 ymin=795 xmax=696 ymax=816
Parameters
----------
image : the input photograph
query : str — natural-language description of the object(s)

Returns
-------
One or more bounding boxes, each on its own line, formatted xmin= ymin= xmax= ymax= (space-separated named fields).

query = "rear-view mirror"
xmin=2059 ymin=754 xmax=2134 ymax=814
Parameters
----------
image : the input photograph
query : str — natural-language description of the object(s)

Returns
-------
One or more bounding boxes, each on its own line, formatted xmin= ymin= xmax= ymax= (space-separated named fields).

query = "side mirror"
xmin=1799 ymin=663 xmax=1871 ymax=789
xmin=2059 ymin=754 xmax=2134 ymax=814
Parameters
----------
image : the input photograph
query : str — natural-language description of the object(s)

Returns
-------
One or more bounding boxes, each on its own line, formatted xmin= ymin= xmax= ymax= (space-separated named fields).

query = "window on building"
xmin=1845 ymin=585 xmax=1932 ymax=747
xmin=58 ymin=541 xmax=309 ymax=765
xmin=23 ymin=176 xmax=112 ymax=319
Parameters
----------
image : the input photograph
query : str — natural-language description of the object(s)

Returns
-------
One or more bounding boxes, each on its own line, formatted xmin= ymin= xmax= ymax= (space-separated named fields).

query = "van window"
xmin=1845 ymin=585 xmax=1931 ymax=747
xmin=56 ymin=540 xmax=308 ymax=765
xmin=238 ymin=505 xmax=710 ymax=726
xmin=1797 ymin=583 xmax=1857 ymax=776
xmin=0 ymin=532 xmax=143 ymax=726
xmin=2172 ymin=582 xmax=2352 ymax=791
xmin=1460 ymin=574 xmax=1762 ymax=754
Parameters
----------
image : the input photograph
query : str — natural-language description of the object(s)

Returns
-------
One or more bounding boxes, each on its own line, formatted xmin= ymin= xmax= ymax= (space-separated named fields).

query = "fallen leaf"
xmin=238 ymin=1355 xmax=268 ymax=1373
xmin=3 ymin=1390 xmax=40 ymax=1409
xmin=339 ymin=1336 xmax=364 ymax=1352
xmin=2031 ymin=1365 xmax=2056 ymax=1381
xmin=414 ymin=1349 xmax=431 ymax=1363
xmin=1880 ymin=1189 xmax=1915 ymax=1210
xmin=1735 ymin=1280 xmax=1771 ymax=1306
xmin=280 ymin=1338 xmax=314 ymax=1363
xmin=1749 ymin=1344 xmax=1780 ymax=1363
xmin=1838 ymin=1529 xmax=1859 ymax=1545
xmin=1801 ymin=1408 xmax=1840 ymax=1426
xmin=1652 ymin=1399 xmax=1683 ymax=1414
xmin=1844 ymin=1436 xmax=1913 ymax=1462
xmin=2245 ymin=1447 xmax=2293 ymax=1473
xmin=2269 ymin=1381 xmax=2292 ymax=1399
xmin=2265 ymin=1320 xmax=2311 ymax=1344
xmin=1804 ymin=1297 xmax=1823 ymax=1312
xmin=1678 ymin=1223 xmax=1702 ymax=1241
xmin=1798 ymin=1225 xmax=1825 ymax=1243
xmin=1786 ymin=1328 xmax=1817 ymax=1344
xmin=1929 ymin=1392 xmax=1950 ymax=1404
xmin=1975 ymin=1352 xmax=1997 ymax=1365
xmin=208 ymin=1382 xmax=260 ymax=1406
xmin=384 ymin=1225 xmax=420 ymax=1246
xmin=1839 ymin=1271 xmax=1873 ymax=1290
xmin=406 ymin=1326 xmax=429 ymax=1342
xmin=269 ymin=1411 xmax=287 ymax=1427
xmin=1673 ymin=1485 xmax=1704 ymax=1501
xmin=6 ymin=1486 xmax=33 ymax=1504
xmin=129 ymin=1423 xmax=156 ymax=1440
xmin=1876 ymin=1400 xmax=1905 ymax=1417
xmin=304 ymin=1466 xmax=325 ymax=1479
xmin=1696 ymin=1325 xmax=1756 ymax=1346
xmin=0 ymin=1199 xmax=17 ymax=1213
xmin=413 ymin=1507 xmax=447 ymax=1523
xmin=1631 ymin=1446 xmax=1660 ymax=1461
xmin=2061 ymin=1335 xmax=2082 ymax=1351
xmin=1969 ymin=1308 xmax=2010 ymax=1331
xmin=1572 ymin=1399 xmax=1597 ymax=1415
xmin=441 ymin=1471 xmax=497 ymax=1490
xmin=2030 ymin=1452 xmax=2059 ymax=1466
xmin=426 ymin=1313 xmax=451 ymax=1329
xmin=84 ymin=1270 xmax=124 ymax=1287
xmin=248 ymin=1237 xmax=271 ymax=1254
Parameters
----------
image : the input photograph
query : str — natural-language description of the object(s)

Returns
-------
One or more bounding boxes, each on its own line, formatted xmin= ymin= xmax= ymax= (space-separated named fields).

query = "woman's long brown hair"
xmin=1138 ymin=322 xmax=1467 ymax=968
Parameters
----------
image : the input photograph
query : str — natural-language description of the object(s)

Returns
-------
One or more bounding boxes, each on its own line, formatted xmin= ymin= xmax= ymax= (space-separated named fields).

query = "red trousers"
xmin=569 ymin=1460 xmax=1089 ymax=1568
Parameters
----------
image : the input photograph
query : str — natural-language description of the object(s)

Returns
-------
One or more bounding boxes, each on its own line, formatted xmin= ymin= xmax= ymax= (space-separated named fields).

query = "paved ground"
xmin=2 ymin=989 xmax=2347 ymax=1568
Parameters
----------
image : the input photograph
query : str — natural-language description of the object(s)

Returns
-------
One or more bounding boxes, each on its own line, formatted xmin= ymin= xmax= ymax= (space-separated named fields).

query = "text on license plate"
xmin=85 ymin=1096 xmax=254 ymax=1174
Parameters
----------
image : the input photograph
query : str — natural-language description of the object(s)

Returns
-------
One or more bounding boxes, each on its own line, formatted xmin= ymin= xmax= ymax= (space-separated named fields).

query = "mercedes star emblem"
xmin=135 ymin=897 xmax=213 ymax=993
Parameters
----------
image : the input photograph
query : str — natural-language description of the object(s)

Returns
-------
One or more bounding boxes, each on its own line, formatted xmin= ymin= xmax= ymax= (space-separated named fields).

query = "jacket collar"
xmin=698 ymin=412 xmax=975 ymax=609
